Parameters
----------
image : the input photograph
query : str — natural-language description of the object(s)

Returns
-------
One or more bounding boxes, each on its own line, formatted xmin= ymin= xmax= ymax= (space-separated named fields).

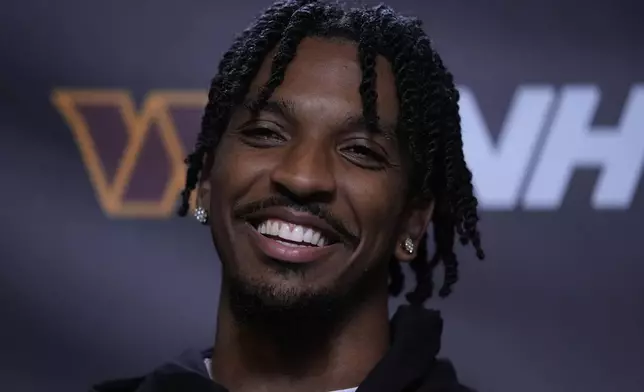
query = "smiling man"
xmin=92 ymin=1 xmax=484 ymax=392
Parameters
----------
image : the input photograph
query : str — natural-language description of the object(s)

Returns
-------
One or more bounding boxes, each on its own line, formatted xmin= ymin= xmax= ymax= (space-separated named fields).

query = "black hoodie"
xmin=90 ymin=306 xmax=474 ymax=392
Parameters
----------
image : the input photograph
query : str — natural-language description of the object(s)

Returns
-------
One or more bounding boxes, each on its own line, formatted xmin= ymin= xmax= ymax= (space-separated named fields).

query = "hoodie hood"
xmin=91 ymin=305 xmax=472 ymax=392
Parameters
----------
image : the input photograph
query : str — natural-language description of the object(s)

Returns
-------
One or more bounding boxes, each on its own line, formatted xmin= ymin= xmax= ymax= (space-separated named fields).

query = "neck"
xmin=211 ymin=287 xmax=390 ymax=392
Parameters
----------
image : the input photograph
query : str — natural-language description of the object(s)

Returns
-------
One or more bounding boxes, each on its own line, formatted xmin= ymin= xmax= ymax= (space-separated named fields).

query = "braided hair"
xmin=177 ymin=0 xmax=485 ymax=305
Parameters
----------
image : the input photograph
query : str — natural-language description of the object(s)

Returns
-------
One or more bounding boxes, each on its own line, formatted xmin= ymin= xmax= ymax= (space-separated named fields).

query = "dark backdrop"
xmin=1 ymin=0 xmax=643 ymax=391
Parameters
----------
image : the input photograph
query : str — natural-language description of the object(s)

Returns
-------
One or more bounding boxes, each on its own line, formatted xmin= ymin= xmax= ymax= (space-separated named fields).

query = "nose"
xmin=269 ymin=141 xmax=337 ymax=202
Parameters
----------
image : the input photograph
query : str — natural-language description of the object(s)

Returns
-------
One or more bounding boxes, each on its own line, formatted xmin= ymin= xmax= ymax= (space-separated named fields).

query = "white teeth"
xmin=270 ymin=221 xmax=279 ymax=236
xmin=255 ymin=219 xmax=329 ymax=246
xmin=303 ymin=229 xmax=313 ymax=243
xmin=291 ymin=225 xmax=304 ymax=243
xmin=278 ymin=224 xmax=291 ymax=241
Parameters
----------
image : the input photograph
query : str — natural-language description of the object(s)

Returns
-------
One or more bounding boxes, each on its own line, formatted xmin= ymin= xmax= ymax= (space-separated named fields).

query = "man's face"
xmin=205 ymin=37 xmax=429 ymax=310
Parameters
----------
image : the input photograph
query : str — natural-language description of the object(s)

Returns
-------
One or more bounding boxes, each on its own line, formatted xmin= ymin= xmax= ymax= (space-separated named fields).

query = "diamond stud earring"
xmin=194 ymin=206 xmax=209 ymax=225
xmin=402 ymin=237 xmax=415 ymax=255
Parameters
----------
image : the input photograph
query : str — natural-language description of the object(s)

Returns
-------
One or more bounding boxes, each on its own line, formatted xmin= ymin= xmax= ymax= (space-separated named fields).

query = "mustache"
xmin=233 ymin=196 xmax=359 ymax=246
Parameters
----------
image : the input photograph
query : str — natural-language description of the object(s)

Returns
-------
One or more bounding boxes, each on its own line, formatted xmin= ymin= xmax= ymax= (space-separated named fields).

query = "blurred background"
xmin=1 ymin=0 xmax=643 ymax=391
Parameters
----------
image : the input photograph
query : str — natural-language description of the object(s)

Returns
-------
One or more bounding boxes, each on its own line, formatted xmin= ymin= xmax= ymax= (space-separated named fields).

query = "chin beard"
xmin=222 ymin=263 xmax=382 ymax=361
xmin=226 ymin=273 xmax=348 ymax=336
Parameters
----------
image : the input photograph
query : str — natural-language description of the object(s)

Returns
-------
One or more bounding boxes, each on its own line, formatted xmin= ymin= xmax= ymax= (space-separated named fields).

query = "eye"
xmin=341 ymin=143 xmax=389 ymax=170
xmin=239 ymin=127 xmax=287 ymax=147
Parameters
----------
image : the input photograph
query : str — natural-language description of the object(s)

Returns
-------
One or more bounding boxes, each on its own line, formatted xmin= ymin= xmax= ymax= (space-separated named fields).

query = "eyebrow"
xmin=243 ymin=98 xmax=297 ymax=123
xmin=242 ymin=97 xmax=398 ymax=141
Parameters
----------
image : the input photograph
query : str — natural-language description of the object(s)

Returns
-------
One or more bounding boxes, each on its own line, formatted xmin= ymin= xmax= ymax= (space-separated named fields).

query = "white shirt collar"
xmin=203 ymin=358 xmax=358 ymax=392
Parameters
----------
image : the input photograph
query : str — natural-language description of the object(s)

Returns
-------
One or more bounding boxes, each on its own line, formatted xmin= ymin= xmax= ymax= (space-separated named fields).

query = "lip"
xmin=242 ymin=206 xmax=342 ymax=244
xmin=244 ymin=223 xmax=341 ymax=263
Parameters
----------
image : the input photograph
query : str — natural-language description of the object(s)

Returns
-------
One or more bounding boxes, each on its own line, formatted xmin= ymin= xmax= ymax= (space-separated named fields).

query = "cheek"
xmin=340 ymin=170 xmax=406 ymax=229
xmin=210 ymin=138 xmax=269 ymax=205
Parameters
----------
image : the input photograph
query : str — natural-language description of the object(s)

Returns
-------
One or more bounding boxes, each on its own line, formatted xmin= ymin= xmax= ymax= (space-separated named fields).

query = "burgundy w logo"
xmin=52 ymin=89 xmax=206 ymax=218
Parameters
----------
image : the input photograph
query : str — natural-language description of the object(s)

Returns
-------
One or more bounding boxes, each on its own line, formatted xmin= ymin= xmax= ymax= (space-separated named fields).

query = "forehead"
xmin=248 ymin=37 xmax=399 ymax=125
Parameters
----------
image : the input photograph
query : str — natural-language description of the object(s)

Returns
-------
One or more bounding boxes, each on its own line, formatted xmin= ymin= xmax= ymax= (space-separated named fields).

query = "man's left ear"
xmin=394 ymin=199 xmax=435 ymax=262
